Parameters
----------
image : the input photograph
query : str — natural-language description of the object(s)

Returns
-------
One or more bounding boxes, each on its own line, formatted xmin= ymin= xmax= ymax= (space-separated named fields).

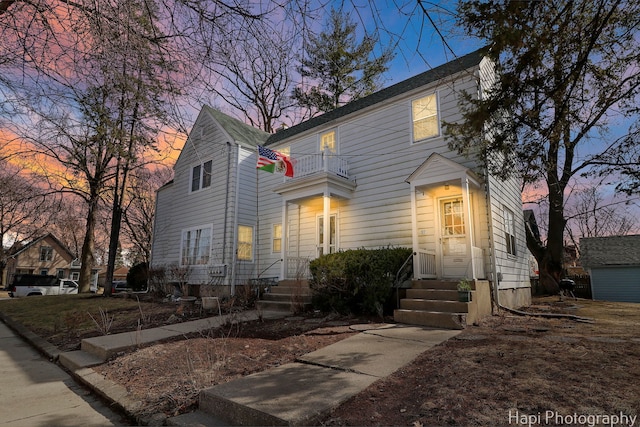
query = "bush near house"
xmin=309 ymin=247 xmax=413 ymax=316
xmin=127 ymin=262 xmax=148 ymax=292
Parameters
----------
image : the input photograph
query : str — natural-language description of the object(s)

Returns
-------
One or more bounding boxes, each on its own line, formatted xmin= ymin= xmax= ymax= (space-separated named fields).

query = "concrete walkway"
xmin=4 ymin=309 xmax=460 ymax=426
xmin=0 ymin=321 xmax=125 ymax=427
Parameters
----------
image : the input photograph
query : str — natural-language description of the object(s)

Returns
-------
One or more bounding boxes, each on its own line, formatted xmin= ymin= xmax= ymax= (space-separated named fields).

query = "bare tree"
xmin=0 ymin=160 xmax=56 ymax=286
xmin=203 ymin=18 xmax=298 ymax=132
xmin=122 ymin=165 xmax=173 ymax=266
xmin=565 ymin=186 xmax=637 ymax=250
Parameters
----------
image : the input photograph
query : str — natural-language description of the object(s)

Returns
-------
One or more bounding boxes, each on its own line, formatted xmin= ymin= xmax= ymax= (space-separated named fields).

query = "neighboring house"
xmin=151 ymin=48 xmax=531 ymax=311
xmin=3 ymin=233 xmax=99 ymax=289
xmin=580 ymin=235 xmax=640 ymax=303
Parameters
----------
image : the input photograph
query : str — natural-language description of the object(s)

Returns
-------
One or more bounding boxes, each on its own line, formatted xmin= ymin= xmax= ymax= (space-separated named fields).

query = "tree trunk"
xmin=103 ymin=204 xmax=122 ymax=297
xmin=78 ymin=196 xmax=98 ymax=293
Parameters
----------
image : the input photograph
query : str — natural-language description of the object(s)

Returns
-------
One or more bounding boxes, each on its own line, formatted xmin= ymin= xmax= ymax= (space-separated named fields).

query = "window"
xmin=71 ymin=272 xmax=80 ymax=281
xmin=317 ymin=214 xmax=337 ymax=257
xmin=191 ymin=160 xmax=212 ymax=192
xmin=40 ymin=246 xmax=53 ymax=261
xmin=40 ymin=269 xmax=48 ymax=275
xmin=181 ymin=226 xmax=212 ymax=265
xmin=272 ymin=224 xmax=282 ymax=253
xmin=504 ymin=207 xmax=517 ymax=256
xmin=442 ymin=199 xmax=465 ymax=236
xmin=412 ymin=93 xmax=440 ymax=141
xmin=320 ymin=130 xmax=337 ymax=153
xmin=237 ymin=225 xmax=254 ymax=261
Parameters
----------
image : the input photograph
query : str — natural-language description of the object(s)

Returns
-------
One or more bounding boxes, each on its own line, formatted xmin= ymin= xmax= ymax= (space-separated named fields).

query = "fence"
xmin=530 ymin=275 xmax=592 ymax=299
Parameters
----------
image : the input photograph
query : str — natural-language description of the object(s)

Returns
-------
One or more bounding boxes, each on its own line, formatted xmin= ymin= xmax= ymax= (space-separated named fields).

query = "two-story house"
xmin=150 ymin=48 xmax=531 ymax=323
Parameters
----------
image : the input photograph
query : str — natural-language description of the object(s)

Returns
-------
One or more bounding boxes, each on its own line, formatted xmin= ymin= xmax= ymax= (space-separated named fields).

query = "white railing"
xmin=472 ymin=246 xmax=485 ymax=279
xmin=286 ymin=256 xmax=311 ymax=279
xmin=293 ymin=152 xmax=349 ymax=179
xmin=416 ymin=249 xmax=437 ymax=278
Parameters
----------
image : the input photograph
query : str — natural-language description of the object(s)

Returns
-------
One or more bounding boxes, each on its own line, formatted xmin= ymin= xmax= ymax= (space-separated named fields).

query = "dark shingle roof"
xmin=204 ymin=106 xmax=270 ymax=147
xmin=266 ymin=47 xmax=487 ymax=146
xmin=580 ymin=235 xmax=640 ymax=267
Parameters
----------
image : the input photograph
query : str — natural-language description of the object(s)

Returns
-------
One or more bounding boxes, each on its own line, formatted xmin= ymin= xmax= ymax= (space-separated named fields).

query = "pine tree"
xmin=293 ymin=7 xmax=394 ymax=115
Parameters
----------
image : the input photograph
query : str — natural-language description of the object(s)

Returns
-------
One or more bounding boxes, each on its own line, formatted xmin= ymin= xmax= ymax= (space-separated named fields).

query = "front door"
xmin=440 ymin=198 xmax=469 ymax=278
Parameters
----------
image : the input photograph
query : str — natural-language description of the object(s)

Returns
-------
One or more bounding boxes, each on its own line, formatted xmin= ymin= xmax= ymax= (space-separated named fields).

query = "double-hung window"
xmin=320 ymin=130 xmax=337 ymax=153
xmin=40 ymin=246 xmax=53 ymax=261
xmin=191 ymin=160 xmax=212 ymax=192
xmin=272 ymin=224 xmax=282 ymax=253
xmin=237 ymin=225 xmax=254 ymax=261
xmin=504 ymin=207 xmax=517 ymax=256
xmin=412 ymin=93 xmax=440 ymax=142
xmin=181 ymin=226 xmax=212 ymax=265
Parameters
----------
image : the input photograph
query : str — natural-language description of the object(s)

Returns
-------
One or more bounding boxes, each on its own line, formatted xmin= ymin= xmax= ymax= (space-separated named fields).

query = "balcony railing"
xmin=293 ymin=151 xmax=349 ymax=179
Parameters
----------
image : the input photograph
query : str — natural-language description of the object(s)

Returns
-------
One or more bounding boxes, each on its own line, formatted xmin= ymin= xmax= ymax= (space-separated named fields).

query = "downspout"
xmin=230 ymin=142 xmax=241 ymax=295
xmin=222 ymin=142 xmax=231 ymax=266
xmin=484 ymin=173 xmax=501 ymax=311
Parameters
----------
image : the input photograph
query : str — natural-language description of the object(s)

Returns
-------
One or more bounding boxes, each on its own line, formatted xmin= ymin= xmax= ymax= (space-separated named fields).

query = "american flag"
xmin=257 ymin=145 xmax=279 ymax=168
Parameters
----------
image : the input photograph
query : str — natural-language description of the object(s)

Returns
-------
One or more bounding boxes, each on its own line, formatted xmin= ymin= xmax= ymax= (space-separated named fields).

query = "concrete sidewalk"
xmin=5 ymin=308 xmax=460 ymax=426
xmin=171 ymin=324 xmax=461 ymax=426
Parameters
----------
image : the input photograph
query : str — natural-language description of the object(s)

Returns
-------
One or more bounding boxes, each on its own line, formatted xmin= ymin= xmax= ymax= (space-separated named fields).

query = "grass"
xmin=0 ymin=292 xmax=181 ymax=349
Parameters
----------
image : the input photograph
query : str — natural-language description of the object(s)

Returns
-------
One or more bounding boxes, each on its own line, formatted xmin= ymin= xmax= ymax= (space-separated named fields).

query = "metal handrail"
xmin=395 ymin=252 xmax=415 ymax=307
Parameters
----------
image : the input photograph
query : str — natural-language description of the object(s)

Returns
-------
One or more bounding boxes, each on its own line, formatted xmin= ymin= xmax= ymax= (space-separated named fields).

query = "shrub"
xmin=127 ymin=262 xmax=149 ymax=292
xmin=309 ymin=247 xmax=412 ymax=316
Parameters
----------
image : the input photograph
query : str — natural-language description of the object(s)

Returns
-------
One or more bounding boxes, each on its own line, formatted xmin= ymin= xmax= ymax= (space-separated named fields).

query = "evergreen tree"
xmin=293 ymin=7 xmax=394 ymax=115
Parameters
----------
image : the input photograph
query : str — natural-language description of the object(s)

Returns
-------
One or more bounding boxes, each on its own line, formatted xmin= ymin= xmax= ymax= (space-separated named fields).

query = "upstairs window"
xmin=191 ymin=160 xmax=212 ymax=192
xmin=504 ymin=207 xmax=517 ymax=256
xmin=320 ymin=130 xmax=337 ymax=153
xmin=40 ymin=246 xmax=53 ymax=261
xmin=412 ymin=93 xmax=440 ymax=142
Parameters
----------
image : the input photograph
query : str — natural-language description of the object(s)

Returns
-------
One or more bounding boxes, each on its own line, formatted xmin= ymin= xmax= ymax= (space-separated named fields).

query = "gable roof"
xmin=203 ymin=105 xmax=269 ymax=148
xmin=266 ymin=47 xmax=487 ymax=146
xmin=11 ymin=233 xmax=75 ymax=260
xmin=580 ymin=235 xmax=640 ymax=267
xmin=405 ymin=152 xmax=481 ymax=187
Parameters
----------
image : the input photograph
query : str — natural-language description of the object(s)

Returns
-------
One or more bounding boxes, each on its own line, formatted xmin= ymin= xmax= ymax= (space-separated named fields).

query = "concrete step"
xmin=406 ymin=288 xmax=459 ymax=301
xmin=269 ymin=285 xmax=312 ymax=295
xmin=400 ymin=298 xmax=469 ymax=313
xmin=393 ymin=309 xmax=465 ymax=330
xmin=59 ymin=350 xmax=105 ymax=371
xmin=256 ymin=300 xmax=312 ymax=313
xmin=262 ymin=293 xmax=312 ymax=303
xmin=411 ymin=280 xmax=461 ymax=290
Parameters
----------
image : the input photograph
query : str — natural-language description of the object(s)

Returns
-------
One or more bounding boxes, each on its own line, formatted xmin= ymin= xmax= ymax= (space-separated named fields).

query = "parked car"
xmin=111 ymin=281 xmax=130 ymax=293
xmin=9 ymin=274 xmax=78 ymax=297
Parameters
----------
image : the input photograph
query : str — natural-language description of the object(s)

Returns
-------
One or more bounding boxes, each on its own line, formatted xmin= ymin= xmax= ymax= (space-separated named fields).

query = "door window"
xmin=441 ymin=199 xmax=466 ymax=256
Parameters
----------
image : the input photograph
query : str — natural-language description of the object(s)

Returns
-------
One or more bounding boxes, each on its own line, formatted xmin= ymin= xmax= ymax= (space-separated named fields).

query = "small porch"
xmin=273 ymin=150 xmax=355 ymax=281
xmin=407 ymin=153 xmax=488 ymax=282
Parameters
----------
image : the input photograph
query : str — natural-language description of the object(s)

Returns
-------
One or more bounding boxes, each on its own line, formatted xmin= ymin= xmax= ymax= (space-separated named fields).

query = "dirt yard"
xmin=88 ymin=297 xmax=640 ymax=426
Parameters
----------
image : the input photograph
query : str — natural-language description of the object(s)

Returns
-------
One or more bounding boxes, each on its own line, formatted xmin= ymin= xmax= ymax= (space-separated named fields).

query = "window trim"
xmin=272 ymin=223 xmax=282 ymax=254
xmin=319 ymin=129 xmax=338 ymax=153
xmin=411 ymin=92 xmax=441 ymax=143
xmin=237 ymin=224 xmax=254 ymax=262
xmin=40 ymin=246 xmax=53 ymax=262
xmin=180 ymin=224 xmax=213 ymax=266
xmin=503 ymin=206 xmax=517 ymax=256
xmin=190 ymin=160 xmax=213 ymax=192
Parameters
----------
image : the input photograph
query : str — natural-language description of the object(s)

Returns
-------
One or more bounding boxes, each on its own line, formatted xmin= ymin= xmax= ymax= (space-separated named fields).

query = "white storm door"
xmin=440 ymin=198 xmax=469 ymax=278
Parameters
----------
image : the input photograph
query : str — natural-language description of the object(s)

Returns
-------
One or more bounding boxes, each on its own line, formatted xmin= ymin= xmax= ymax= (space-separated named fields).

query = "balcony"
xmin=274 ymin=151 xmax=355 ymax=201
xmin=293 ymin=152 xmax=349 ymax=179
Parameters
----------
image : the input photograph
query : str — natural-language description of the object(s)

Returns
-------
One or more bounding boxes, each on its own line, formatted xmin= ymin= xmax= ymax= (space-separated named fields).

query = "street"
xmin=0 ymin=320 xmax=127 ymax=426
